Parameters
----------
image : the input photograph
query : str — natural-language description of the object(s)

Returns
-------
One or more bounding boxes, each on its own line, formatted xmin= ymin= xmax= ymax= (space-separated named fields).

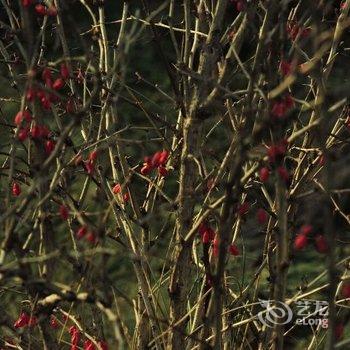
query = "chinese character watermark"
xmin=257 ymin=299 xmax=329 ymax=328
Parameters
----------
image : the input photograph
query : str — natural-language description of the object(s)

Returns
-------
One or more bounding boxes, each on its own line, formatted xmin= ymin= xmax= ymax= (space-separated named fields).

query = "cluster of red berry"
xmin=59 ymin=204 xmax=69 ymax=220
xmin=112 ymin=183 xmax=130 ymax=203
xmin=13 ymin=63 xmax=71 ymax=162
xmin=76 ymin=226 xmax=97 ymax=245
xmin=68 ymin=326 xmax=108 ymax=350
xmin=13 ymin=312 xmax=37 ymax=329
xmin=259 ymin=139 xmax=290 ymax=185
xmin=286 ymin=21 xmax=311 ymax=42
xmin=198 ymin=223 xmax=239 ymax=257
xmin=22 ymin=0 xmax=57 ymax=17
xmin=14 ymin=107 xmax=55 ymax=156
xmin=293 ymin=225 xmax=329 ymax=254
xmin=279 ymin=60 xmax=293 ymax=76
xmin=10 ymin=150 xmax=99 ymax=200
xmin=26 ymin=64 xmax=69 ymax=109
xmin=141 ymin=150 xmax=169 ymax=177
xmin=237 ymin=202 xmax=269 ymax=225
xmin=230 ymin=0 xmax=246 ymax=12
xmin=271 ymin=94 xmax=294 ymax=119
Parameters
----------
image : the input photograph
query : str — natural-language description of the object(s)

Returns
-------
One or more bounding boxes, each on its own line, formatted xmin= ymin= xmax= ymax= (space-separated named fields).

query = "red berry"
xmin=69 ymin=325 xmax=78 ymax=335
xmin=199 ymin=223 xmax=208 ymax=236
xmin=40 ymin=125 xmax=50 ymax=138
xmin=299 ymin=224 xmax=313 ymax=236
xmin=40 ymin=96 xmax=52 ymax=110
xmin=47 ymin=6 xmax=57 ymax=17
xmin=35 ymin=4 xmax=47 ymax=15
xmin=267 ymin=146 xmax=279 ymax=163
xmin=36 ymin=90 xmax=45 ymax=100
xmin=284 ymin=94 xmax=294 ymax=109
xmin=200 ymin=226 xmax=215 ymax=244
xmin=45 ymin=140 xmax=55 ymax=155
xmin=341 ymin=283 xmax=350 ymax=299
xmin=86 ymin=232 xmax=96 ymax=244
xmin=151 ymin=151 xmax=162 ymax=167
xmin=277 ymin=166 xmax=289 ymax=183
xmin=13 ymin=312 xmax=30 ymax=328
xmin=267 ymin=140 xmax=288 ymax=163
xmin=84 ymin=340 xmax=96 ymax=350
xmin=53 ymin=78 xmax=65 ymax=90
xmin=213 ymin=238 xmax=219 ymax=257
xmin=318 ymin=154 xmax=325 ymax=166
xmin=50 ymin=315 xmax=59 ymax=329
xmin=98 ymin=341 xmax=108 ymax=350
xmin=45 ymin=77 xmax=53 ymax=88
xmin=287 ymin=22 xmax=300 ymax=41
xmin=76 ymin=69 xmax=85 ymax=83
xmin=14 ymin=110 xmax=32 ymax=125
xmin=88 ymin=150 xmax=98 ymax=163
xmin=59 ymin=205 xmax=69 ymax=220
xmin=205 ymin=273 xmax=213 ymax=287
xmin=123 ymin=192 xmax=130 ymax=202
xmin=28 ymin=316 xmax=37 ymax=327
xmin=143 ymin=156 xmax=152 ymax=165
xmin=76 ymin=226 xmax=87 ymax=239
xmin=279 ymin=60 xmax=292 ymax=76
xmin=259 ymin=167 xmax=270 ymax=182
xmin=158 ymin=166 xmax=168 ymax=177
xmin=236 ymin=1 xmax=245 ymax=11
xmin=65 ymin=98 xmax=76 ymax=113
xmin=85 ymin=160 xmax=95 ymax=175
xmin=112 ymin=184 xmax=121 ymax=194
xmin=294 ymin=234 xmax=308 ymax=250
xmin=271 ymin=101 xmax=287 ymax=118
xmin=50 ymin=94 xmax=60 ymax=104
xmin=237 ymin=201 xmax=249 ymax=216
xmin=23 ymin=110 xmax=32 ymax=122
xmin=301 ymin=28 xmax=311 ymax=38
xmin=69 ymin=326 xmax=80 ymax=345
xmin=18 ymin=127 xmax=29 ymax=141
xmin=22 ymin=0 xmax=33 ymax=7
xmin=202 ymin=230 xmax=211 ymax=244
xmin=60 ymin=63 xmax=70 ymax=80
xmin=42 ymin=68 xmax=52 ymax=81
xmin=206 ymin=178 xmax=215 ymax=191
xmin=229 ymin=244 xmax=239 ymax=256
xmin=277 ymin=139 xmax=289 ymax=152
xmin=12 ymin=182 xmax=21 ymax=197
xmin=335 ymin=323 xmax=344 ymax=340
xmin=315 ymin=235 xmax=329 ymax=254
xmin=26 ymin=88 xmax=36 ymax=101
xmin=257 ymin=208 xmax=268 ymax=225
xmin=31 ymin=125 xmax=41 ymax=139
xmin=141 ymin=163 xmax=152 ymax=175
xmin=158 ymin=150 xmax=169 ymax=165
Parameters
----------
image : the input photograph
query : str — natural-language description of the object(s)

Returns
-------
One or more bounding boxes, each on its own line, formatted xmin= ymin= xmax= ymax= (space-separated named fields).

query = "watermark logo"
xmin=257 ymin=300 xmax=293 ymax=327
xmin=257 ymin=299 xmax=328 ymax=328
